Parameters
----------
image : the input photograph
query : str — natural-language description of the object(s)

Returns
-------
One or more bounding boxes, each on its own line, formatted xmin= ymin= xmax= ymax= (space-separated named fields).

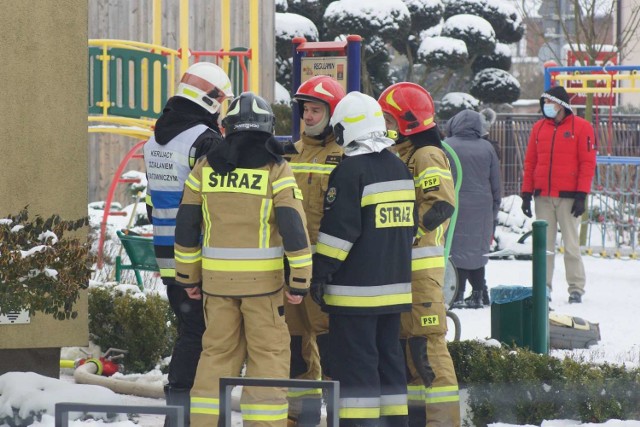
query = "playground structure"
xmin=543 ymin=65 xmax=640 ymax=259
xmin=92 ymin=0 xmax=264 ymax=268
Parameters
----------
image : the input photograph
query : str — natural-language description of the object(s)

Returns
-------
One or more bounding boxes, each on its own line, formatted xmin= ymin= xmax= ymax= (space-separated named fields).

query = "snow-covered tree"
xmin=469 ymin=67 xmax=520 ymax=104
xmin=287 ymin=0 xmax=335 ymax=29
xmin=441 ymin=14 xmax=496 ymax=57
xmin=273 ymin=0 xmax=523 ymax=104
xmin=275 ymin=12 xmax=319 ymax=88
xmin=417 ymin=36 xmax=468 ymax=69
xmin=414 ymin=0 xmax=523 ymax=106
xmin=392 ymin=0 xmax=444 ymax=81
xmin=438 ymin=92 xmax=480 ymax=119
xmin=443 ymin=0 xmax=524 ymax=44
xmin=471 ymin=42 xmax=512 ymax=73
xmin=275 ymin=0 xmax=288 ymax=12
xmin=323 ymin=0 xmax=411 ymax=95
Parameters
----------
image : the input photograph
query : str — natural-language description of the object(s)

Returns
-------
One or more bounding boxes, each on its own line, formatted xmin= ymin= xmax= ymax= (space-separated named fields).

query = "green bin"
xmin=490 ymin=285 xmax=533 ymax=348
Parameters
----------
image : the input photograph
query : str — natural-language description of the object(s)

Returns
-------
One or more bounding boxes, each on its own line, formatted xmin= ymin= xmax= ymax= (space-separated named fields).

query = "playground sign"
xmin=564 ymin=46 xmax=619 ymax=107
xmin=300 ymin=56 xmax=348 ymax=92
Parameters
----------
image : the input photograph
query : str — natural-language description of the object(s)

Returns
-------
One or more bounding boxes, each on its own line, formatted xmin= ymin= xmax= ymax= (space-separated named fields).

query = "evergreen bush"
xmin=0 ymin=208 xmax=92 ymax=320
xmin=448 ymin=340 xmax=640 ymax=426
xmin=88 ymin=286 xmax=176 ymax=374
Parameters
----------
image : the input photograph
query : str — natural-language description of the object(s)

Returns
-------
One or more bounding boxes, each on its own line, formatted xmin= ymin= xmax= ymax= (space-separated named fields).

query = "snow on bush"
xmin=275 ymin=12 xmax=319 ymax=87
xmin=275 ymin=81 xmax=291 ymax=105
xmin=443 ymin=0 xmax=486 ymax=18
xmin=418 ymin=36 xmax=468 ymax=68
xmin=438 ymin=92 xmax=479 ymax=119
xmin=470 ymin=67 xmax=520 ymax=104
xmin=483 ymin=0 xmax=524 ymax=43
xmin=443 ymin=0 xmax=524 ymax=44
xmin=442 ymin=13 xmax=496 ymax=56
xmin=402 ymin=0 xmax=444 ymax=32
xmin=275 ymin=12 xmax=318 ymax=42
xmin=420 ymin=22 xmax=442 ymax=38
xmin=471 ymin=41 xmax=512 ymax=73
xmin=275 ymin=0 xmax=288 ymax=12
xmin=323 ymin=0 xmax=411 ymax=46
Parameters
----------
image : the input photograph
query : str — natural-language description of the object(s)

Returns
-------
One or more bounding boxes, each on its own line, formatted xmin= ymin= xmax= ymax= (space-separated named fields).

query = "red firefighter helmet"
xmin=293 ymin=75 xmax=346 ymax=116
xmin=377 ymin=82 xmax=436 ymax=135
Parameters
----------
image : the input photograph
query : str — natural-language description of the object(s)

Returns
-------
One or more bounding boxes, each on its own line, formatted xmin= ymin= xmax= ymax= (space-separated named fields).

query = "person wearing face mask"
xmin=521 ymin=86 xmax=597 ymax=304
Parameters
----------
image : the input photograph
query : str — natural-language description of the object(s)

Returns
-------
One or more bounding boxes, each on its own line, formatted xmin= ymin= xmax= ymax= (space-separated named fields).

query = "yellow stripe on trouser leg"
xmin=401 ymin=298 xmax=461 ymax=426
xmin=241 ymin=290 xmax=291 ymax=427
xmin=190 ymin=295 xmax=247 ymax=427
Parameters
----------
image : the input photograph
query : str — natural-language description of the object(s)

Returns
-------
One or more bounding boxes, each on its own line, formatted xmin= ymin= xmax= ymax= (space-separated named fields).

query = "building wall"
xmin=0 ymin=0 xmax=89 ymax=354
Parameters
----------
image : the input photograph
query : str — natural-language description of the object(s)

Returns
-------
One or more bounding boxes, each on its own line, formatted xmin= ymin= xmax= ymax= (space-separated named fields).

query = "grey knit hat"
xmin=479 ymin=108 xmax=496 ymax=136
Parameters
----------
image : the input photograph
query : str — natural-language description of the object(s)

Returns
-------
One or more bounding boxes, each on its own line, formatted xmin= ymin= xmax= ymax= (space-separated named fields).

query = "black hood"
xmin=207 ymin=131 xmax=284 ymax=174
xmin=540 ymin=86 xmax=573 ymax=118
xmin=154 ymin=97 xmax=222 ymax=144
xmin=408 ymin=125 xmax=443 ymax=149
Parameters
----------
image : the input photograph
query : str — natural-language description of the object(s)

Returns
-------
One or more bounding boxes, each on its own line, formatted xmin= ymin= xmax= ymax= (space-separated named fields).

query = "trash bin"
xmin=490 ymin=285 xmax=533 ymax=348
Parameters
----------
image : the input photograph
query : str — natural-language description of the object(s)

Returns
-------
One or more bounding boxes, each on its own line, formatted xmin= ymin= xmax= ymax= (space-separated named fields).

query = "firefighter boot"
xmin=164 ymin=385 xmax=191 ymax=426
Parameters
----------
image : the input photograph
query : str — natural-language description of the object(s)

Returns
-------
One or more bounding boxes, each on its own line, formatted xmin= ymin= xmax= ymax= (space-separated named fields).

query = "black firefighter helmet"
xmin=222 ymin=92 xmax=275 ymax=136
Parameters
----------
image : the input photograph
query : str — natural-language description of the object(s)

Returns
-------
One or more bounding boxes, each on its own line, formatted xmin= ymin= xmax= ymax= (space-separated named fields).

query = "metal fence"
xmin=489 ymin=114 xmax=640 ymax=196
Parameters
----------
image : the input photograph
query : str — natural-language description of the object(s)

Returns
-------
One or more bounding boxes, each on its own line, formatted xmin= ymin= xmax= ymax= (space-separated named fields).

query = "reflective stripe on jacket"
xmin=313 ymin=149 xmax=416 ymax=315
xmin=175 ymin=157 xmax=312 ymax=296
xmin=143 ymin=124 xmax=209 ymax=278
xmin=391 ymin=141 xmax=455 ymax=302
xmin=287 ymin=133 xmax=343 ymax=244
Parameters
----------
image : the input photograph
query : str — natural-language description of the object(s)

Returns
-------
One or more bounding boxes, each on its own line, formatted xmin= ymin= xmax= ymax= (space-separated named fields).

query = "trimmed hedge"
xmin=88 ymin=286 xmax=176 ymax=374
xmin=449 ymin=340 xmax=640 ymax=426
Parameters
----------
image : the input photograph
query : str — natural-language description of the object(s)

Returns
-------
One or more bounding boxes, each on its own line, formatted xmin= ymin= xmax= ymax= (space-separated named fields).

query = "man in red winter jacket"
xmin=521 ymin=86 xmax=596 ymax=304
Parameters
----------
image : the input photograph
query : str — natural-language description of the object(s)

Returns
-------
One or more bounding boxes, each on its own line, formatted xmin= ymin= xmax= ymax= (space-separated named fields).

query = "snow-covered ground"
xmin=1 ymin=194 xmax=639 ymax=426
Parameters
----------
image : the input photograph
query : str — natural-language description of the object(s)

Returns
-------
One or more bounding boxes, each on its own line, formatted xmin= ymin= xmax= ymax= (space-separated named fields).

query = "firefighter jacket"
xmin=144 ymin=124 xmax=215 ymax=279
xmin=312 ymin=149 xmax=416 ymax=315
xmin=286 ymin=133 xmax=343 ymax=245
xmin=174 ymin=157 xmax=312 ymax=297
xmin=522 ymin=114 xmax=596 ymax=198
xmin=390 ymin=139 xmax=456 ymax=302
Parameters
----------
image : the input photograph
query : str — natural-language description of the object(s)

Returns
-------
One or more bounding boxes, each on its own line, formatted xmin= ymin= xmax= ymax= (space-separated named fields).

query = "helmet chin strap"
xmin=303 ymin=108 xmax=329 ymax=136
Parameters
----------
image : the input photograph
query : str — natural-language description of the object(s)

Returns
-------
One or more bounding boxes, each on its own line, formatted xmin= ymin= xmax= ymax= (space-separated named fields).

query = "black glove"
xmin=310 ymin=279 xmax=326 ymax=307
xmin=521 ymin=192 xmax=533 ymax=218
xmin=571 ymin=192 xmax=587 ymax=217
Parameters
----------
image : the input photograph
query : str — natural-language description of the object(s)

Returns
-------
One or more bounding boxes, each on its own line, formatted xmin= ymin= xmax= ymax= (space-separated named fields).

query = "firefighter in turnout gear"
xmin=174 ymin=92 xmax=312 ymax=427
xmin=312 ymin=92 xmax=416 ymax=427
xmin=143 ymin=61 xmax=233 ymax=426
xmin=378 ymin=82 xmax=461 ymax=427
xmin=285 ymin=75 xmax=346 ymax=427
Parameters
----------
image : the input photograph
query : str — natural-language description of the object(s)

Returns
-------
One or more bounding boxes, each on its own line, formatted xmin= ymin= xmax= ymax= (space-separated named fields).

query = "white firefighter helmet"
xmin=175 ymin=62 xmax=234 ymax=114
xmin=330 ymin=91 xmax=386 ymax=146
